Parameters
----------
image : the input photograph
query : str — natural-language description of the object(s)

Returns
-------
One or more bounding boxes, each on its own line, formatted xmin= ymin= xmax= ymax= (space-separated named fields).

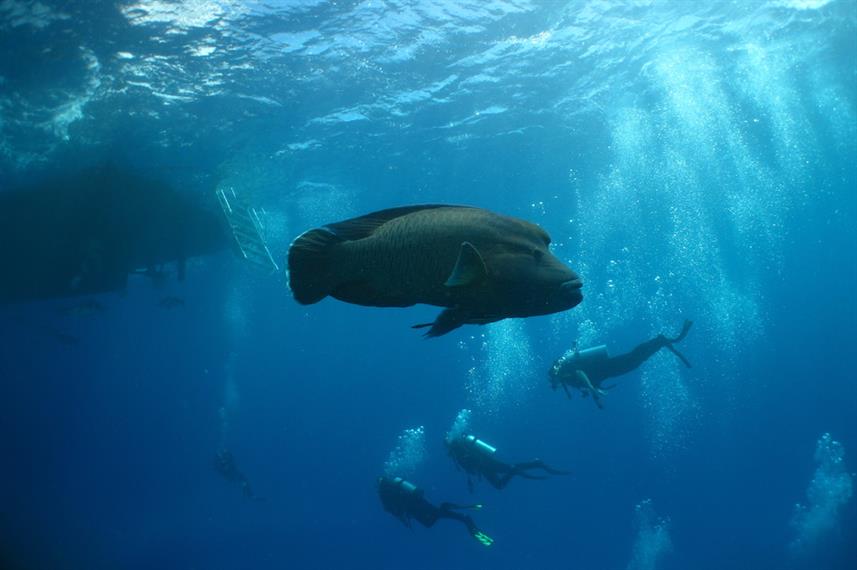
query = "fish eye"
xmin=533 ymin=249 xmax=544 ymax=261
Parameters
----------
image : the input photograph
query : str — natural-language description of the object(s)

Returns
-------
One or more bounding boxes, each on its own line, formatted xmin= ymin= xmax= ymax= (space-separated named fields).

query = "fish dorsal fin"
xmin=324 ymin=204 xmax=466 ymax=241
xmin=445 ymin=242 xmax=487 ymax=287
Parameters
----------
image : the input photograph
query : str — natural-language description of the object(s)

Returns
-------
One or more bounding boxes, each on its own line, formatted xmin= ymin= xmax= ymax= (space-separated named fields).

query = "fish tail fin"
xmin=287 ymin=228 xmax=342 ymax=304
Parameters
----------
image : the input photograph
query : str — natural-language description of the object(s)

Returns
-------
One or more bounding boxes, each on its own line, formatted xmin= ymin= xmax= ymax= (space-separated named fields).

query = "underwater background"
xmin=0 ymin=1 xmax=855 ymax=569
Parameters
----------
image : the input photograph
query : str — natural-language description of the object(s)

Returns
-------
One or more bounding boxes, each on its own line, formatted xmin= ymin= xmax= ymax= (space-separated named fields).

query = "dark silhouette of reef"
xmin=0 ymin=164 xmax=230 ymax=304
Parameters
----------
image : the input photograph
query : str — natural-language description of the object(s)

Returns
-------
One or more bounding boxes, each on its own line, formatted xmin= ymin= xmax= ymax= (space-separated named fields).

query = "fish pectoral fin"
xmin=414 ymin=308 xmax=467 ymax=338
xmin=444 ymin=242 xmax=487 ymax=287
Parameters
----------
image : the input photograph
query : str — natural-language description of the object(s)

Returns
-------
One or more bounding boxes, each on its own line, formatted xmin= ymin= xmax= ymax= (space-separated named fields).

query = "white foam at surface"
xmin=189 ymin=44 xmax=217 ymax=57
xmin=3 ymin=0 xmax=851 ymax=175
xmin=309 ymin=109 xmax=370 ymax=125
xmin=43 ymin=49 xmax=103 ymax=141
xmin=121 ymin=0 xmax=243 ymax=31
xmin=774 ymin=0 xmax=834 ymax=9
xmin=0 ymin=0 xmax=69 ymax=30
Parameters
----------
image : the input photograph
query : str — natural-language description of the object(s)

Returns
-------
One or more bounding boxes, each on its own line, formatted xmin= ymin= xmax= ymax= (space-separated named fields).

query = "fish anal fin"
xmin=444 ymin=242 xmax=487 ymax=287
xmin=415 ymin=307 xmax=467 ymax=338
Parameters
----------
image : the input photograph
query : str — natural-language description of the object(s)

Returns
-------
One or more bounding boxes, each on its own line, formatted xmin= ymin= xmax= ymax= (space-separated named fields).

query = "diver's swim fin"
xmin=666 ymin=343 xmax=692 ymax=368
xmin=661 ymin=320 xmax=692 ymax=366
xmin=536 ymin=462 xmax=571 ymax=476
xmin=444 ymin=502 xmax=483 ymax=511
xmin=472 ymin=530 xmax=494 ymax=547
xmin=671 ymin=319 xmax=693 ymax=343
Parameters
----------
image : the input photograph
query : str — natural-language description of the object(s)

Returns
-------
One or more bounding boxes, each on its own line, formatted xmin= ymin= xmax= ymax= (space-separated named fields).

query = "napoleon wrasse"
xmin=287 ymin=205 xmax=583 ymax=337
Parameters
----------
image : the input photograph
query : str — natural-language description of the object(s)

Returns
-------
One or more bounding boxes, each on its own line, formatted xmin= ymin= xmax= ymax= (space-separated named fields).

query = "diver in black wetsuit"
xmin=549 ymin=320 xmax=694 ymax=409
xmin=377 ymin=476 xmax=493 ymax=547
xmin=446 ymin=434 xmax=569 ymax=492
xmin=215 ymin=449 xmax=261 ymax=500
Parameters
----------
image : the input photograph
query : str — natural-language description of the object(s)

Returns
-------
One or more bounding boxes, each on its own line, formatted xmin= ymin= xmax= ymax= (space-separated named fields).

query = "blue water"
xmin=1 ymin=1 xmax=856 ymax=569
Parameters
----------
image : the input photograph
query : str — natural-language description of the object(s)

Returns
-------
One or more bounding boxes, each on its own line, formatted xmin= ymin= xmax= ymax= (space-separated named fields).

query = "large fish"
xmin=287 ymin=205 xmax=583 ymax=337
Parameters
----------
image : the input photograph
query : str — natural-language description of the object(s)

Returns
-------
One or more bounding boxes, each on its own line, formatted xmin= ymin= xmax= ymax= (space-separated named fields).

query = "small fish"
xmin=45 ymin=328 xmax=80 ymax=345
xmin=287 ymin=204 xmax=583 ymax=337
xmin=158 ymin=296 xmax=186 ymax=309
xmin=58 ymin=299 xmax=105 ymax=317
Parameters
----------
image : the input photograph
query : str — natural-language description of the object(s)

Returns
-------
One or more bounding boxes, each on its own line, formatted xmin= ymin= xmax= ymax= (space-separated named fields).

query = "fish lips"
xmin=558 ymin=278 xmax=584 ymax=307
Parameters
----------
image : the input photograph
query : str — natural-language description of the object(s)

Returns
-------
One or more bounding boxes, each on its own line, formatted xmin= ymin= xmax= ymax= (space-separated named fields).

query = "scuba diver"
xmin=377 ymin=476 xmax=494 ymax=547
xmin=446 ymin=434 xmax=569 ymax=492
xmin=215 ymin=449 xmax=262 ymax=501
xmin=549 ymin=320 xmax=693 ymax=409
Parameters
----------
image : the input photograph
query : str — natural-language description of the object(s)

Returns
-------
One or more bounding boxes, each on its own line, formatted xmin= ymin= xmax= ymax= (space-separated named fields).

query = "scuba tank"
xmin=392 ymin=476 xmax=418 ymax=494
xmin=569 ymin=344 xmax=608 ymax=366
xmin=464 ymin=434 xmax=497 ymax=455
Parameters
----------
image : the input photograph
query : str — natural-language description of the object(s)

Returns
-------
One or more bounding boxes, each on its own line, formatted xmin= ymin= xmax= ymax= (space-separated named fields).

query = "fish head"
xmin=483 ymin=229 xmax=582 ymax=317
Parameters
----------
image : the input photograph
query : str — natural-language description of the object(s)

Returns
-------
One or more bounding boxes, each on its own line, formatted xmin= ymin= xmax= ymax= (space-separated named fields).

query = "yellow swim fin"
xmin=473 ymin=530 xmax=494 ymax=547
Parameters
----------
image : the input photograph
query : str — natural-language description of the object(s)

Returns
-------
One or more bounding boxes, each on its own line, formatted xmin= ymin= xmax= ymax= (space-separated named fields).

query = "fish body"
xmin=287 ymin=205 xmax=582 ymax=336
xmin=58 ymin=299 xmax=105 ymax=317
xmin=158 ymin=296 xmax=186 ymax=309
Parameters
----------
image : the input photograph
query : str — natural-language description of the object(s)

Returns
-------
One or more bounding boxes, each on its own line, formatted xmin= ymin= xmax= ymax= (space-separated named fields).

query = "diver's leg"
xmin=438 ymin=507 xmax=492 ymax=545
xmin=601 ymin=336 xmax=668 ymax=377
xmin=438 ymin=505 xmax=473 ymax=527
xmin=606 ymin=320 xmax=693 ymax=375
xmin=487 ymin=469 xmax=512 ymax=489
xmin=591 ymin=389 xmax=605 ymax=409
xmin=503 ymin=463 xmax=547 ymax=483
xmin=413 ymin=504 xmax=441 ymax=528
xmin=516 ymin=460 xmax=570 ymax=476
xmin=513 ymin=470 xmax=547 ymax=481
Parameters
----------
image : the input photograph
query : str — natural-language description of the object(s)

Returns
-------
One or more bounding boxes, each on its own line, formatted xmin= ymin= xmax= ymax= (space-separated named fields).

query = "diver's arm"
xmin=577 ymin=369 xmax=608 ymax=395
xmin=577 ymin=370 xmax=606 ymax=408
xmin=575 ymin=370 xmax=595 ymax=392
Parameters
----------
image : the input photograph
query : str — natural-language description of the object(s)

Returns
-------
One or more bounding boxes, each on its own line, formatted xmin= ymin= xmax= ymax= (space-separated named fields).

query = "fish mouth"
xmin=559 ymin=278 xmax=584 ymax=305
